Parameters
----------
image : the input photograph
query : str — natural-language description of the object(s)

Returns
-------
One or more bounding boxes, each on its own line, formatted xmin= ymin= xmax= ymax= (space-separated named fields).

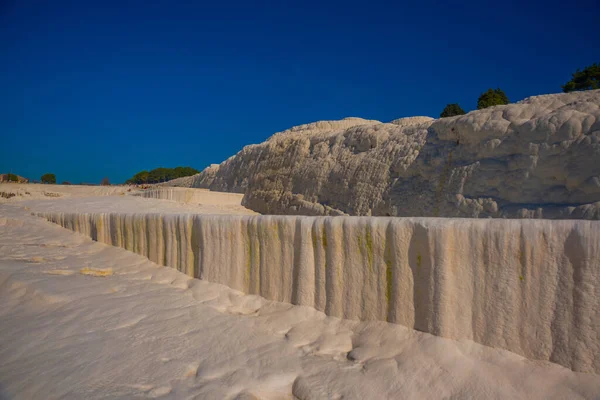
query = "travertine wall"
xmin=40 ymin=211 xmax=600 ymax=373
xmin=133 ymin=187 xmax=245 ymax=205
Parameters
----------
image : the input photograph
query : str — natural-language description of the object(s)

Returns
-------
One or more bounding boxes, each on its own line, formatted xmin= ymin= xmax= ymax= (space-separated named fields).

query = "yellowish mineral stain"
xmin=79 ymin=267 xmax=113 ymax=277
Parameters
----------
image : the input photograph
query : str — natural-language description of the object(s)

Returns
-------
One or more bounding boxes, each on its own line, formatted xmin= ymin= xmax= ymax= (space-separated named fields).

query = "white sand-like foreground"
xmin=1 ymin=184 xmax=599 ymax=399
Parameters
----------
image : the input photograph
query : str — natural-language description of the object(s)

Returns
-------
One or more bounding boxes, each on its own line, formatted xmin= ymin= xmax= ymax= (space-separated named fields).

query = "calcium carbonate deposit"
xmin=36 ymin=198 xmax=600 ymax=374
xmin=173 ymin=90 xmax=600 ymax=219
xmin=3 ymin=198 xmax=599 ymax=399
xmin=2 ymin=90 xmax=600 ymax=398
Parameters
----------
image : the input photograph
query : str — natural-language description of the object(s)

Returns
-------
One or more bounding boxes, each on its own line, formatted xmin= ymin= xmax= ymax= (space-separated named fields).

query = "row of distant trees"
xmin=8 ymin=167 xmax=198 ymax=186
xmin=125 ymin=166 xmax=199 ymax=184
xmin=439 ymin=63 xmax=599 ymax=118
xmin=36 ymin=173 xmax=109 ymax=185
xmin=4 ymin=172 xmax=65 ymax=184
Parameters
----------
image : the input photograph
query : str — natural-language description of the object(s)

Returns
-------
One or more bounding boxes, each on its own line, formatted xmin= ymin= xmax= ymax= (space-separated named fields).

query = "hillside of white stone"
xmin=179 ymin=90 xmax=600 ymax=218
xmin=39 ymin=210 xmax=600 ymax=374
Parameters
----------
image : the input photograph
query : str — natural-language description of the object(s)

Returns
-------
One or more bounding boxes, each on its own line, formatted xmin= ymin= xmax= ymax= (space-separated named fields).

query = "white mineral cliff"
xmin=38 ymin=209 xmax=600 ymax=374
xmin=177 ymin=90 xmax=600 ymax=218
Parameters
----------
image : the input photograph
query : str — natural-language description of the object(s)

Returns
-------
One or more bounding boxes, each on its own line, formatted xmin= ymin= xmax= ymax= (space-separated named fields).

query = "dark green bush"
xmin=440 ymin=103 xmax=466 ymax=118
xmin=477 ymin=88 xmax=509 ymax=109
xmin=41 ymin=173 xmax=56 ymax=184
xmin=562 ymin=63 xmax=600 ymax=92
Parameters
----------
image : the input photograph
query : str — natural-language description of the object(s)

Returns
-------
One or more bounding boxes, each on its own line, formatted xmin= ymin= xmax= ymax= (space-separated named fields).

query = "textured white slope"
xmin=181 ymin=90 xmax=600 ymax=218
xmin=0 ymin=183 xmax=131 ymax=201
xmin=37 ymin=206 xmax=600 ymax=374
xmin=2 ymin=205 xmax=599 ymax=399
xmin=134 ymin=187 xmax=249 ymax=206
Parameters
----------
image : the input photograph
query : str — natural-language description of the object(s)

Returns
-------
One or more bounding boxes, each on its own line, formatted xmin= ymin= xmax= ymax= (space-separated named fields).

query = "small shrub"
xmin=477 ymin=88 xmax=509 ymax=109
xmin=440 ymin=103 xmax=466 ymax=118
xmin=1 ymin=192 xmax=16 ymax=199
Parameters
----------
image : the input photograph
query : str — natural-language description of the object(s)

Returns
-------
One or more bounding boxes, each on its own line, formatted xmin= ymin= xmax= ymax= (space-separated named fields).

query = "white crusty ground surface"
xmin=1 ymin=205 xmax=600 ymax=399
xmin=29 ymin=189 xmax=600 ymax=374
xmin=0 ymin=183 xmax=256 ymax=215
xmin=1 ymin=185 xmax=599 ymax=399
xmin=0 ymin=183 xmax=132 ymax=199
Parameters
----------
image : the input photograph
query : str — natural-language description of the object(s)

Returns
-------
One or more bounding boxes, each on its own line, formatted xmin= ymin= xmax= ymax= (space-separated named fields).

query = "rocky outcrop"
xmin=0 ymin=174 xmax=28 ymax=183
xmin=182 ymin=91 xmax=600 ymax=218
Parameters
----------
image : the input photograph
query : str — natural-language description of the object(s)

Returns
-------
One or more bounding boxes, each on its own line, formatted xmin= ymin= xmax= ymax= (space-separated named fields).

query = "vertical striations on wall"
xmin=39 ymin=211 xmax=600 ymax=374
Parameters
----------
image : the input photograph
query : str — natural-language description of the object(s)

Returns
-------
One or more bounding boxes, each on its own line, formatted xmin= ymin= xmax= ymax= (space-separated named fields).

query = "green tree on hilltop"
xmin=127 ymin=170 xmax=149 ymax=185
xmin=41 ymin=173 xmax=56 ymax=184
xmin=562 ymin=63 xmax=600 ymax=92
xmin=440 ymin=103 xmax=466 ymax=118
xmin=173 ymin=166 xmax=199 ymax=177
xmin=125 ymin=166 xmax=199 ymax=184
xmin=477 ymin=88 xmax=509 ymax=109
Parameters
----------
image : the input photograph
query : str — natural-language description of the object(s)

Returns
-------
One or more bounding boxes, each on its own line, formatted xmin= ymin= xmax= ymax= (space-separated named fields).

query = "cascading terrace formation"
xmin=39 ymin=210 xmax=600 ymax=374
xmin=34 ymin=90 xmax=600 ymax=376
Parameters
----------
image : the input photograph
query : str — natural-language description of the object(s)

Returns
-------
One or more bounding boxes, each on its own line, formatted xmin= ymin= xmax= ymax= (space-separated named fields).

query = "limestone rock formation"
xmin=182 ymin=91 xmax=600 ymax=219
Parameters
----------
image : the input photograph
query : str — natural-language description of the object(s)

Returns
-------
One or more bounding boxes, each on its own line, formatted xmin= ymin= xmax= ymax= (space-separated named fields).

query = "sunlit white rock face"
xmin=179 ymin=90 xmax=600 ymax=218
xmin=40 ymin=211 xmax=600 ymax=373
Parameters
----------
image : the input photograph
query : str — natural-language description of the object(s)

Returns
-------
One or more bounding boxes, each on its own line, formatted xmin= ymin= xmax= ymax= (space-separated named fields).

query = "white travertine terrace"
xmin=38 ymin=209 xmax=600 ymax=374
xmin=134 ymin=186 xmax=247 ymax=206
xmin=4 ymin=203 xmax=600 ymax=398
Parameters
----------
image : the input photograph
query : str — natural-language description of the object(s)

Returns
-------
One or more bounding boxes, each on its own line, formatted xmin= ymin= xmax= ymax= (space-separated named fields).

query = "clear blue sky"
xmin=1 ymin=0 xmax=598 ymax=184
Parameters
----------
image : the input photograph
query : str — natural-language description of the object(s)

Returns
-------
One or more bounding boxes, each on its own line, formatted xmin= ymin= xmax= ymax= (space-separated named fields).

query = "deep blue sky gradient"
xmin=1 ymin=0 xmax=599 ymax=183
